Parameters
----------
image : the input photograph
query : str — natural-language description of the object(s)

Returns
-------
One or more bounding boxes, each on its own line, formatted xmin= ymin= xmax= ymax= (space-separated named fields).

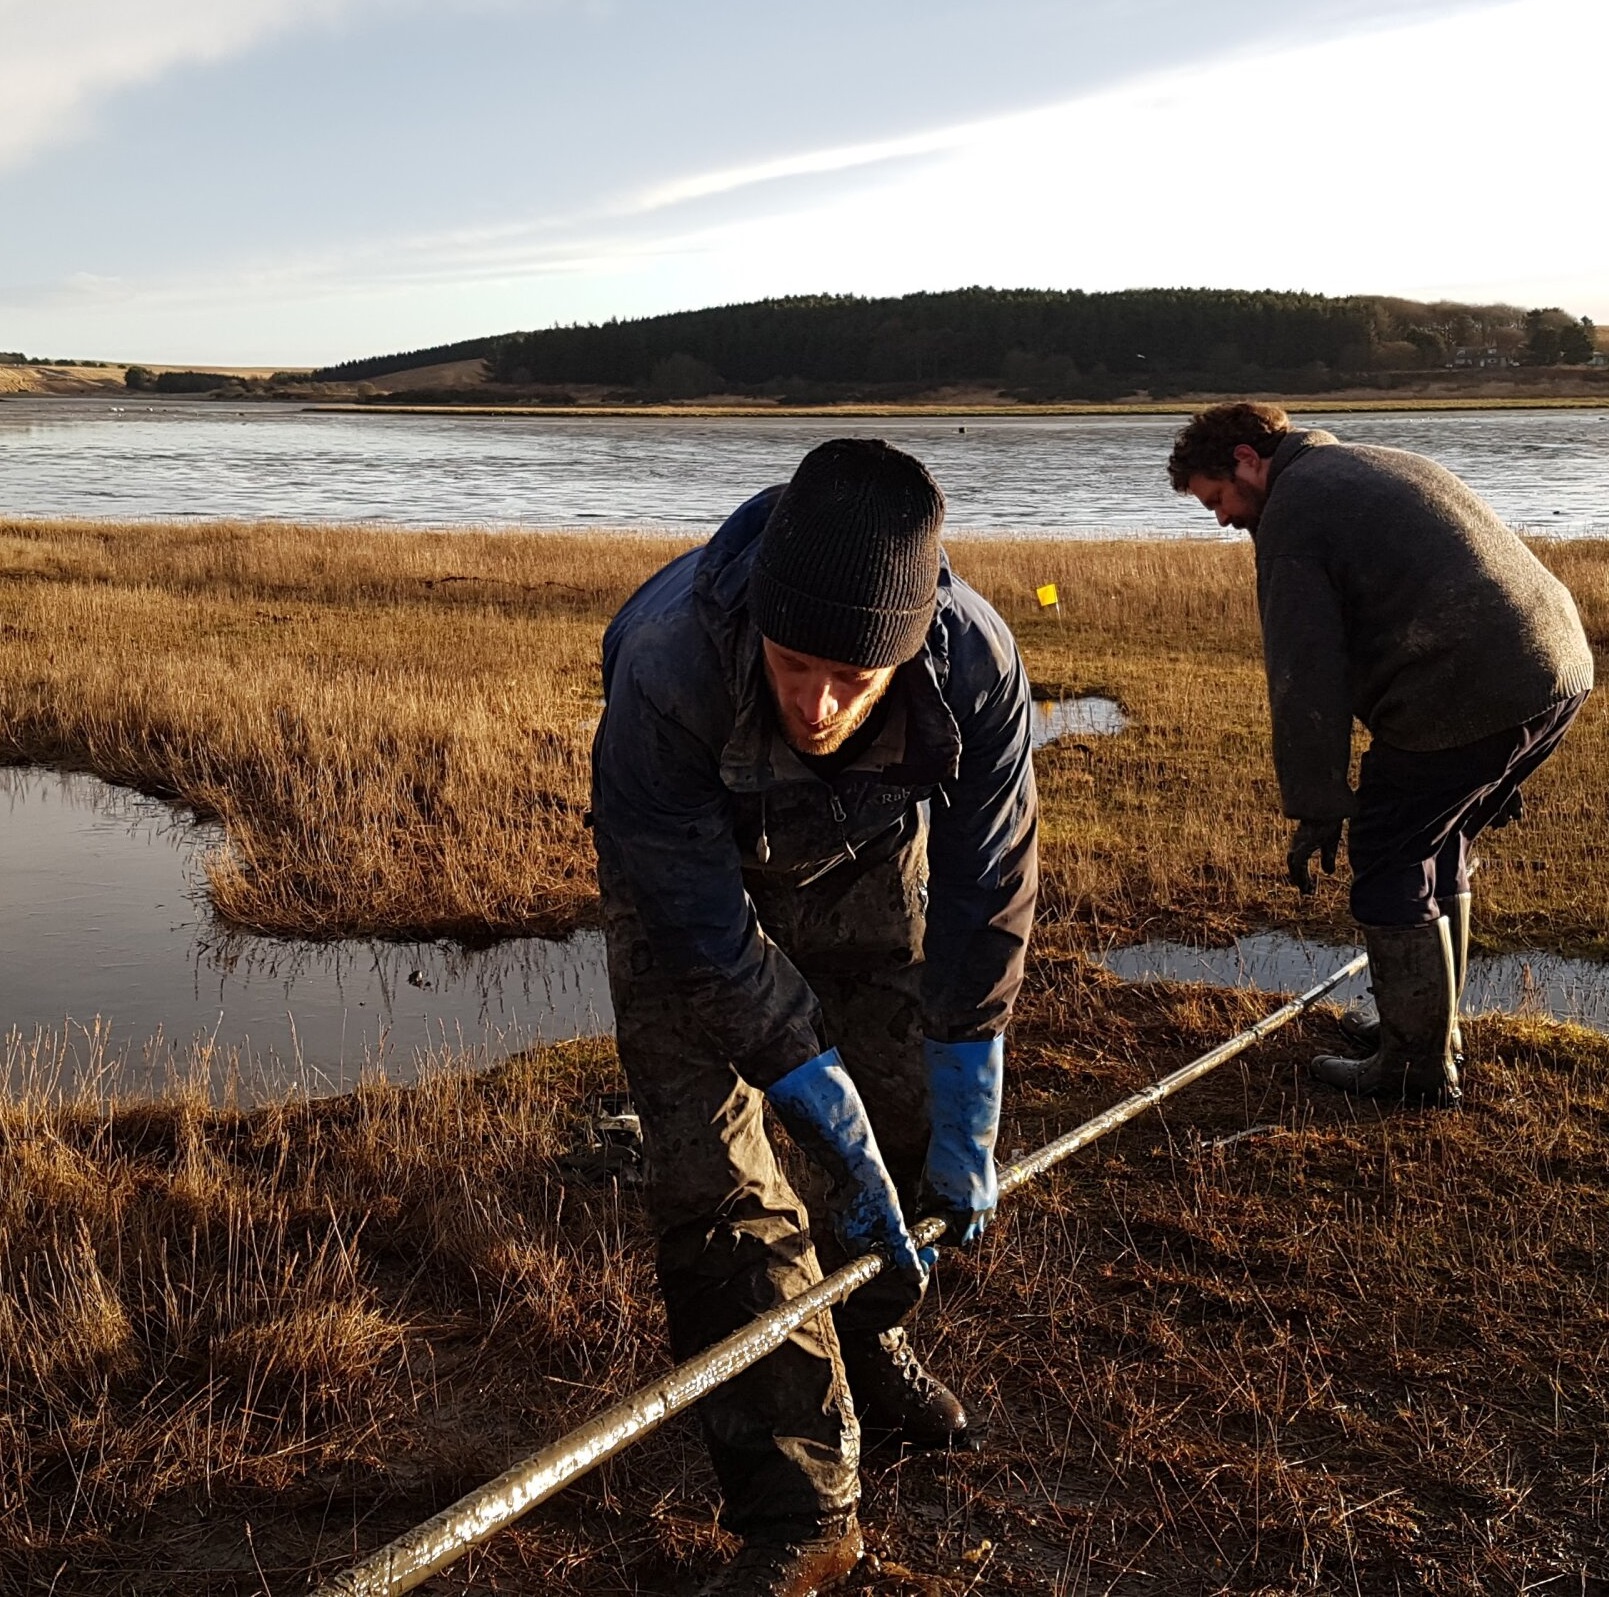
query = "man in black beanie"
xmin=591 ymin=438 xmax=1038 ymax=1595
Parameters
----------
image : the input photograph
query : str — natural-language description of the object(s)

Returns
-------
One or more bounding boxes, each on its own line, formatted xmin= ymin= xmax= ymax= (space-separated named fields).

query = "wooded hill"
xmin=310 ymin=287 xmax=1599 ymax=400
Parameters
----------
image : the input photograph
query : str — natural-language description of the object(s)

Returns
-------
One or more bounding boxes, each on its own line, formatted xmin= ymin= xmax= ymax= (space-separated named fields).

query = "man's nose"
xmin=1215 ymin=508 xmax=1232 ymax=527
xmin=800 ymin=680 xmax=837 ymax=724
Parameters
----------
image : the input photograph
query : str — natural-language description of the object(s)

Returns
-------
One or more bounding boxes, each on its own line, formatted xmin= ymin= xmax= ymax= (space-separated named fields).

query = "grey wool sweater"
xmin=1253 ymin=430 xmax=1595 ymax=820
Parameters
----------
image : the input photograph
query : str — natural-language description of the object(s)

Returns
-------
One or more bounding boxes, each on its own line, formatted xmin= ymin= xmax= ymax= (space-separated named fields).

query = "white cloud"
xmin=630 ymin=124 xmax=982 ymax=215
xmin=61 ymin=271 xmax=132 ymax=301
xmin=601 ymin=0 xmax=1609 ymax=319
xmin=3 ymin=0 xmax=1604 ymax=361
xmin=0 ymin=0 xmax=371 ymax=171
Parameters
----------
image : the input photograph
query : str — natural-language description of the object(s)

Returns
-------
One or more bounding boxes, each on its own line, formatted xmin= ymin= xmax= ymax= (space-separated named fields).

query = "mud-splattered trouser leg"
xmin=754 ymin=831 xmax=933 ymax=1296
xmin=601 ymin=886 xmax=859 ymax=1540
xmin=599 ymin=831 xmax=932 ymax=1538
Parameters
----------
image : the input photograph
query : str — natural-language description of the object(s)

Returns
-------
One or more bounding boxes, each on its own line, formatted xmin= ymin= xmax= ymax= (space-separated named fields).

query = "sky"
xmin=2 ymin=0 xmax=1604 ymax=366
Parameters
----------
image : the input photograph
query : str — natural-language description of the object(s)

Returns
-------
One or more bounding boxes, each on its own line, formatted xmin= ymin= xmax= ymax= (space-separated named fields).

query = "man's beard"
xmin=779 ymin=690 xmax=880 ymax=756
xmin=769 ymin=675 xmax=888 ymax=755
xmin=1232 ymin=486 xmax=1268 ymax=532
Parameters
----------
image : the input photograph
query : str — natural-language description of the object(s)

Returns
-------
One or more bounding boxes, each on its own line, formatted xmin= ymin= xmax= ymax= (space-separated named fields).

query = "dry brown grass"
xmin=0 ymin=519 xmax=686 ymax=938
xmin=2 ymin=517 xmax=1603 ymax=953
xmin=971 ymin=536 xmax=1609 ymax=955
xmin=4 ymin=518 xmax=1606 ymax=1589
xmin=2 ymin=977 xmax=1606 ymax=1594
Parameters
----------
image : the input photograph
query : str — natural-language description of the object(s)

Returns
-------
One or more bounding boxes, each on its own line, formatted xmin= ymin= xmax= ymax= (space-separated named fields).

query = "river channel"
xmin=7 ymin=698 xmax=1607 ymax=1105
xmin=2 ymin=399 xmax=1607 ymax=535
xmin=2 ymin=700 xmax=1121 ymax=1101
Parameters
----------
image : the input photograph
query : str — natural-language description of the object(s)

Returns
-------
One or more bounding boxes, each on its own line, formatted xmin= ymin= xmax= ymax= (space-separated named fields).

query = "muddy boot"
xmin=1311 ymin=918 xmax=1461 ymax=1106
xmin=1336 ymin=993 xmax=1380 ymax=1049
xmin=1338 ymin=892 xmax=1470 ymax=1062
xmin=697 ymin=1520 xmax=863 ymax=1596
xmin=837 ymin=1326 xmax=973 ymax=1451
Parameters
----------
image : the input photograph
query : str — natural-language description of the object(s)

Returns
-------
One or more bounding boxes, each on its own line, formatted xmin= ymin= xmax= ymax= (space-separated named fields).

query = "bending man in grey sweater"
xmin=1168 ymin=402 xmax=1593 ymax=1106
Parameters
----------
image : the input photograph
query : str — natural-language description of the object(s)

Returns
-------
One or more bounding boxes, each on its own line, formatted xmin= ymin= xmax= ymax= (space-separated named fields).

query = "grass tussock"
xmin=0 ymin=1033 xmax=670 ymax=1594
xmin=2 ymin=981 xmax=1607 ymax=1593
xmin=1 ymin=517 xmax=1605 ymax=952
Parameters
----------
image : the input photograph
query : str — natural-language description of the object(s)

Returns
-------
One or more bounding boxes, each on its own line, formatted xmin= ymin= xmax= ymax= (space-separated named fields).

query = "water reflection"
xmin=1099 ymin=931 xmax=1609 ymax=1033
xmin=0 ymin=767 xmax=611 ymax=1102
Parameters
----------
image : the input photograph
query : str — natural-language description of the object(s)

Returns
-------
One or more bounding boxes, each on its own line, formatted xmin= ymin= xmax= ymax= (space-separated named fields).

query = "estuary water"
xmin=2 ymin=399 xmax=1607 ymax=535
xmin=0 ymin=767 xmax=612 ymax=1101
xmin=1 ymin=696 xmax=1120 ymax=1101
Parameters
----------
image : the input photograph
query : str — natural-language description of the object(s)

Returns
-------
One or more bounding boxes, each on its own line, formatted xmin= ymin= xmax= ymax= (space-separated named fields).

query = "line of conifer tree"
xmin=309 ymin=287 xmax=1597 ymax=397
xmin=311 ymin=335 xmax=506 ymax=384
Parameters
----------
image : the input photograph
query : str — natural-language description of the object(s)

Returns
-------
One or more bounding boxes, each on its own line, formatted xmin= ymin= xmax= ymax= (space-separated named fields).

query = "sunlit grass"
xmin=2 ymin=517 xmax=1606 ymax=1591
xmin=3 ymin=516 xmax=1601 ymax=953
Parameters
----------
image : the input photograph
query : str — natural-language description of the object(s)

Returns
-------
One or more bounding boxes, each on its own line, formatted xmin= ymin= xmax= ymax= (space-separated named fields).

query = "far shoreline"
xmin=298 ymin=394 xmax=1609 ymax=419
xmin=6 ymin=390 xmax=1609 ymax=420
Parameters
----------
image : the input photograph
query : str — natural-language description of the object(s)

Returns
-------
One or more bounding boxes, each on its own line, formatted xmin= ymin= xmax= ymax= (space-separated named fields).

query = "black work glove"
xmin=1286 ymin=818 xmax=1344 ymax=895
xmin=1489 ymin=787 xmax=1525 ymax=829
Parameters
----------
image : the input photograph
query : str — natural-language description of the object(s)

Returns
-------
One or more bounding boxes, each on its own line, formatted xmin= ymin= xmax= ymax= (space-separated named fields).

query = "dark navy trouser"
xmin=1348 ymin=692 xmax=1588 ymax=926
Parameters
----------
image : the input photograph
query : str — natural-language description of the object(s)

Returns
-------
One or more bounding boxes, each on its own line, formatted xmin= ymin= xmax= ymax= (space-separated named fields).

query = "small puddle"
xmin=1031 ymin=695 xmax=1127 ymax=747
xmin=1 ymin=767 xmax=612 ymax=1102
xmin=1100 ymin=931 xmax=1609 ymax=1033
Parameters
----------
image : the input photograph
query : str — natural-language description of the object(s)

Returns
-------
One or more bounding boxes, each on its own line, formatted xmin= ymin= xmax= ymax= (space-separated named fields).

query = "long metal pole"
xmin=312 ymin=953 xmax=1366 ymax=1597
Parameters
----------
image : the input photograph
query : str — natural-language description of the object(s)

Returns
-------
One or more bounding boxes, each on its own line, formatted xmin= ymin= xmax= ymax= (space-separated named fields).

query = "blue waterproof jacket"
xmin=591 ymin=486 xmax=1038 ymax=1090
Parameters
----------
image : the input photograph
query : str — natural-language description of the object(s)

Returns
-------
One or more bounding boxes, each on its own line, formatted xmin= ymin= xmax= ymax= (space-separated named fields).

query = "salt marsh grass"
xmin=0 ymin=519 xmax=687 ymax=939
xmin=2 ymin=516 xmax=1601 ymax=951
xmin=2 ymin=984 xmax=1606 ymax=1593
xmin=3 ymin=518 xmax=1606 ymax=1592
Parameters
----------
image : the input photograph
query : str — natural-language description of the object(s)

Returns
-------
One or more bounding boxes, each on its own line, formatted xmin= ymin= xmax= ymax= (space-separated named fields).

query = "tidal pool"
xmin=1100 ymin=931 xmax=1609 ymax=1033
xmin=1030 ymin=695 xmax=1127 ymax=745
xmin=0 ymin=767 xmax=611 ymax=1101
xmin=1 ymin=693 xmax=1120 ymax=1105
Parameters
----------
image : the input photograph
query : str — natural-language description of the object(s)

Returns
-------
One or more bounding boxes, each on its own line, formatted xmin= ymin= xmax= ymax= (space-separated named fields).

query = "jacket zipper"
xmin=828 ymin=789 xmax=858 ymax=860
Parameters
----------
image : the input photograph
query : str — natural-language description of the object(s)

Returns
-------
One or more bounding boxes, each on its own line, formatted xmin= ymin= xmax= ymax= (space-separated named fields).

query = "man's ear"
xmin=1232 ymin=444 xmax=1271 ymax=489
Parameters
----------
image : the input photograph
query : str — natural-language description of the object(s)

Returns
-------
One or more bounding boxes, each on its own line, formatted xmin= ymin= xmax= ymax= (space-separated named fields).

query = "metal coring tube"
xmin=311 ymin=953 xmax=1368 ymax=1597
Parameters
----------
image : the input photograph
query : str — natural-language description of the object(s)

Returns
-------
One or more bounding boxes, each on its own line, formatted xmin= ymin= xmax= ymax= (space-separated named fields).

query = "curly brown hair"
xmin=1165 ymin=402 xmax=1292 ymax=491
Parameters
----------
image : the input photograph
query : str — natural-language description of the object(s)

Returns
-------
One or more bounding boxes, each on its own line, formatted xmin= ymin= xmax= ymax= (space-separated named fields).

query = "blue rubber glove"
xmin=920 ymin=1035 xmax=1003 ymax=1245
xmin=768 ymin=1048 xmax=934 ymax=1331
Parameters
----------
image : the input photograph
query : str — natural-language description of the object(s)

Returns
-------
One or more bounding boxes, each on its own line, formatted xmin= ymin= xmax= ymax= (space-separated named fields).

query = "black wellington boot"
xmin=1311 ymin=917 xmax=1462 ymax=1106
xmin=837 ymin=1326 xmax=974 ymax=1451
xmin=1339 ymin=892 xmax=1470 ymax=1061
xmin=696 ymin=1521 xmax=863 ymax=1597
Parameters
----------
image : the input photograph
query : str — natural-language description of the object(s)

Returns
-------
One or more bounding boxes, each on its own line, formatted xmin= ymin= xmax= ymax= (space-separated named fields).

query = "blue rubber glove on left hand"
xmin=921 ymin=1035 xmax=1004 ymax=1245
xmin=767 ymin=1047 xmax=935 ymax=1331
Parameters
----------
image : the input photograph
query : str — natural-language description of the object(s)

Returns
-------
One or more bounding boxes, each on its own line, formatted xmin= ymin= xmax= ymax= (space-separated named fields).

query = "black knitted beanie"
xmin=749 ymin=438 xmax=945 ymax=668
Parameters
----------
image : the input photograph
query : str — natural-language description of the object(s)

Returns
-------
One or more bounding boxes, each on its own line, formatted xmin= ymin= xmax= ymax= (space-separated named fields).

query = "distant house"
xmin=1591 ymin=350 xmax=1609 ymax=368
xmin=1449 ymin=345 xmax=1515 ymax=368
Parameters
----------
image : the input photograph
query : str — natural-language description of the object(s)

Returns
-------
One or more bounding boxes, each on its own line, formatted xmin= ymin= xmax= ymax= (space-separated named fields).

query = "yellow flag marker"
xmin=1036 ymin=582 xmax=1059 ymax=608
